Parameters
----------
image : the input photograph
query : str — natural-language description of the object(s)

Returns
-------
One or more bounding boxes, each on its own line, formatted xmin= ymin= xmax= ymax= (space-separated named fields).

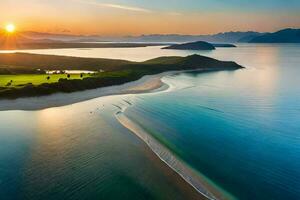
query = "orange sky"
xmin=1 ymin=0 xmax=299 ymax=36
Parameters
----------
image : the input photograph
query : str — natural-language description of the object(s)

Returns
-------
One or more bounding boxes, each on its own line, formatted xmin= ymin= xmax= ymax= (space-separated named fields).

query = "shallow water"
xmin=0 ymin=44 xmax=300 ymax=199
xmin=122 ymin=44 xmax=300 ymax=199
xmin=0 ymin=96 xmax=203 ymax=200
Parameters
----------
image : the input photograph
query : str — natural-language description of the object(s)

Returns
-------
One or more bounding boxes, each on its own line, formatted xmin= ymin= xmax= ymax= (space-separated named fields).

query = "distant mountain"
xmin=8 ymin=29 xmax=300 ymax=44
xmin=20 ymin=31 xmax=264 ymax=43
xmin=22 ymin=31 xmax=86 ymax=41
xmin=162 ymin=41 xmax=215 ymax=50
xmin=249 ymin=28 xmax=300 ymax=43
xmin=123 ymin=31 xmax=263 ymax=43
xmin=0 ymin=30 xmax=65 ymax=50
xmin=0 ymin=29 xmax=62 ymax=43
xmin=237 ymin=33 xmax=266 ymax=42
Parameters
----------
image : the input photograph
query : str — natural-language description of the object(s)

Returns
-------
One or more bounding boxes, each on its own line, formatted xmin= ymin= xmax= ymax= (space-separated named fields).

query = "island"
xmin=0 ymin=53 xmax=243 ymax=99
xmin=162 ymin=41 xmax=237 ymax=50
xmin=212 ymin=43 xmax=236 ymax=48
xmin=162 ymin=41 xmax=216 ymax=50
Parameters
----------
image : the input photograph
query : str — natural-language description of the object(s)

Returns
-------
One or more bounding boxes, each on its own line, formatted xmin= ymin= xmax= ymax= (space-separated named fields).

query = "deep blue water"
xmin=0 ymin=44 xmax=299 ymax=200
xmin=123 ymin=44 xmax=300 ymax=199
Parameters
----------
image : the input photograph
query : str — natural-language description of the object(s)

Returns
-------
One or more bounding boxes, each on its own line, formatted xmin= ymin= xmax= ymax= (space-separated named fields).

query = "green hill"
xmin=0 ymin=53 xmax=243 ymax=99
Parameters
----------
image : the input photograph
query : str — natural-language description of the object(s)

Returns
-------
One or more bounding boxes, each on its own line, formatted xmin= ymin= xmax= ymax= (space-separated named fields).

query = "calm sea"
xmin=0 ymin=44 xmax=299 ymax=199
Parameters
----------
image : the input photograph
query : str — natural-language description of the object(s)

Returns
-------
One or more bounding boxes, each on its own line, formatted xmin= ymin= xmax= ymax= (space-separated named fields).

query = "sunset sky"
xmin=1 ymin=0 xmax=300 ymax=36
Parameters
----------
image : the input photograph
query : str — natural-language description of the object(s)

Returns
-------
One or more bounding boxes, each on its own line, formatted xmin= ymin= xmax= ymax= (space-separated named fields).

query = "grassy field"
xmin=0 ymin=74 xmax=92 ymax=87
xmin=0 ymin=70 xmax=137 ymax=88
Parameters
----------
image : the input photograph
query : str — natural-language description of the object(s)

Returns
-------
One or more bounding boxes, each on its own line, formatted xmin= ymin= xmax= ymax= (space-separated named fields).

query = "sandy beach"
xmin=116 ymin=112 xmax=227 ymax=200
xmin=0 ymin=67 xmax=221 ymax=111
xmin=0 ymin=71 xmax=178 ymax=111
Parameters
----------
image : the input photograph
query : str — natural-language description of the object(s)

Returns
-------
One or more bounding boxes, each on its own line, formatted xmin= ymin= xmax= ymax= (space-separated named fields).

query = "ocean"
xmin=0 ymin=44 xmax=299 ymax=199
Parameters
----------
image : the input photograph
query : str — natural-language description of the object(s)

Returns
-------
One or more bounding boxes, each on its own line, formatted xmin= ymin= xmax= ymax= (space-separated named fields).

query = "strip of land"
xmin=0 ymin=71 xmax=171 ymax=111
xmin=0 ymin=53 xmax=243 ymax=110
xmin=116 ymin=111 xmax=226 ymax=200
xmin=0 ymin=41 xmax=169 ymax=50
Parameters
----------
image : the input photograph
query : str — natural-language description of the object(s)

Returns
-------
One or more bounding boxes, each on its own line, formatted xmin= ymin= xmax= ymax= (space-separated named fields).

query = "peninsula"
xmin=0 ymin=53 xmax=243 ymax=99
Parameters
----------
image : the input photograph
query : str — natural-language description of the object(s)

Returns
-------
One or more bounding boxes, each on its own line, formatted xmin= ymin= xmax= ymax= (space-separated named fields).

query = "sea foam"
xmin=115 ymin=109 xmax=223 ymax=200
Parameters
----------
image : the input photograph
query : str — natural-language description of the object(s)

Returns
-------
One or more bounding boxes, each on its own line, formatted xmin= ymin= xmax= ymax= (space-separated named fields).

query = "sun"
xmin=5 ymin=23 xmax=16 ymax=33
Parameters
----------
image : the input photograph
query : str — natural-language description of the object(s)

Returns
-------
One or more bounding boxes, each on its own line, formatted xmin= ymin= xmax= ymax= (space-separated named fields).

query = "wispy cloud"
xmin=76 ymin=0 xmax=152 ymax=13
xmin=100 ymin=3 xmax=151 ymax=13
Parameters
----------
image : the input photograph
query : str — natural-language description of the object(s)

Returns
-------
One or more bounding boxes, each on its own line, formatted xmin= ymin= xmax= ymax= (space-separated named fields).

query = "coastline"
xmin=0 ymin=70 xmax=180 ymax=111
xmin=115 ymin=112 xmax=229 ymax=200
xmin=0 ymin=68 xmax=231 ymax=199
xmin=0 ymin=68 xmax=221 ymax=111
xmin=0 ymin=67 xmax=240 ymax=111
xmin=0 ymin=68 xmax=229 ymax=200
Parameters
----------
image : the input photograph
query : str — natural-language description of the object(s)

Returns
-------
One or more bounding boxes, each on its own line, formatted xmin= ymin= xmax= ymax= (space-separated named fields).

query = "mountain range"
xmin=249 ymin=28 xmax=300 ymax=43
xmin=19 ymin=31 xmax=265 ymax=43
xmin=1 ymin=28 xmax=299 ymax=46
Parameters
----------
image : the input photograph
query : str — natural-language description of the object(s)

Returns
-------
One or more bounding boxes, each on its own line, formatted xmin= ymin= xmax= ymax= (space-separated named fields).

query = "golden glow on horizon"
xmin=5 ymin=23 xmax=16 ymax=33
xmin=0 ymin=1 xmax=299 ymax=36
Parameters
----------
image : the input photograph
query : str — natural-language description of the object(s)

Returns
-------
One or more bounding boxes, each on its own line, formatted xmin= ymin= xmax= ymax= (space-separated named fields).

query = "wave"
xmin=115 ymin=108 xmax=225 ymax=200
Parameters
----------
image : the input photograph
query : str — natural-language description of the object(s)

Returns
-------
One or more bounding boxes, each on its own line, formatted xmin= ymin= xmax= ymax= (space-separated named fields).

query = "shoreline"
xmin=0 ymin=70 xmax=183 ymax=111
xmin=0 ymin=68 xmax=229 ymax=199
xmin=0 ymin=67 xmax=239 ymax=111
xmin=115 ymin=111 xmax=228 ymax=200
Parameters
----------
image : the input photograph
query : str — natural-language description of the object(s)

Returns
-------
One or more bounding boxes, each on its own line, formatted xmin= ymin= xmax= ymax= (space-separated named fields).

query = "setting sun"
xmin=5 ymin=23 xmax=16 ymax=33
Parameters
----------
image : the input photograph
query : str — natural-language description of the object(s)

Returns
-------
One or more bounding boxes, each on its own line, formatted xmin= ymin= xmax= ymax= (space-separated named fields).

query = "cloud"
xmin=76 ymin=0 xmax=152 ymax=13
xmin=100 ymin=3 xmax=151 ymax=13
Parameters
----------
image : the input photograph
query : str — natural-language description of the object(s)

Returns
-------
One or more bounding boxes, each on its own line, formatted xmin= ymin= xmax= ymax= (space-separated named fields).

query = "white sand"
xmin=0 ymin=71 xmax=180 ymax=111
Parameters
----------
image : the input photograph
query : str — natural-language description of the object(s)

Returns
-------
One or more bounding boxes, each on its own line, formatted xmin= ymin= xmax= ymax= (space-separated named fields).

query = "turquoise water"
xmin=122 ymin=44 xmax=300 ymax=199
xmin=0 ymin=44 xmax=299 ymax=199
xmin=0 ymin=96 xmax=203 ymax=200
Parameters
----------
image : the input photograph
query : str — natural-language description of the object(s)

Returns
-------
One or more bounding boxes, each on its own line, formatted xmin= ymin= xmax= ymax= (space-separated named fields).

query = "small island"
xmin=0 ymin=53 xmax=243 ymax=99
xmin=162 ymin=41 xmax=216 ymax=50
xmin=212 ymin=43 xmax=236 ymax=48
xmin=162 ymin=41 xmax=236 ymax=50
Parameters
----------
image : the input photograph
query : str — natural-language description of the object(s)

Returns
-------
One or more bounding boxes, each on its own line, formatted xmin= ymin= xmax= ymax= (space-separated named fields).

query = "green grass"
xmin=0 ymin=70 xmax=135 ymax=88
xmin=0 ymin=74 xmax=92 ymax=88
